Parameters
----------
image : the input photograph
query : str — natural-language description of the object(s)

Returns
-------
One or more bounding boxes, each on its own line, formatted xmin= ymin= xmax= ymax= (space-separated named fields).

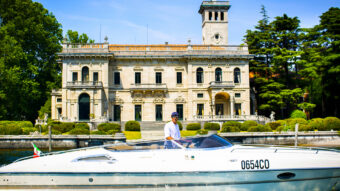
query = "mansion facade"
xmin=51 ymin=1 xmax=265 ymax=123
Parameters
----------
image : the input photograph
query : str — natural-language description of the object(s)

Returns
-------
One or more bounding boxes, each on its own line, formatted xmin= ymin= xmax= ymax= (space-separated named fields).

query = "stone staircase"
xmin=140 ymin=121 xmax=167 ymax=140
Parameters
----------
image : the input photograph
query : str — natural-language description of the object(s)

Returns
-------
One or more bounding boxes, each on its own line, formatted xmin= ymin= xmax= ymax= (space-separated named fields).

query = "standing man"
xmin=164 ymin=112 xmax=181 ymax=140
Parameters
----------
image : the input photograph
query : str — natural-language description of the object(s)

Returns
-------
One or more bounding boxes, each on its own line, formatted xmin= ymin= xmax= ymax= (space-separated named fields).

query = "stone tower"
xmin=199 ymin=0 xmax=230 ymax=45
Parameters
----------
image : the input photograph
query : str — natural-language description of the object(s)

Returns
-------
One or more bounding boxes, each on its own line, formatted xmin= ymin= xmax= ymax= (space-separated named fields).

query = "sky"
xmin=35 ymin=0 xmax=340 ymax=45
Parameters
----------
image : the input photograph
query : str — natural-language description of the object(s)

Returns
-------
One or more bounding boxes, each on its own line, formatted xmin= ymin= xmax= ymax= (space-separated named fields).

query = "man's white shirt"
xmin=164 ymin=121 xmax=181 ymax=140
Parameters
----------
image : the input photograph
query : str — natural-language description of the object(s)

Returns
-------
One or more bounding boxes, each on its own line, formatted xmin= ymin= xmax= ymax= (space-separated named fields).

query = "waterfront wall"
xmin=0 ymin=134 xmax=126 ymax=149
xmin=220 ymin=131 xmax=340 ymax=146
xmin=0 ymin=131 xmax=338 ymax=149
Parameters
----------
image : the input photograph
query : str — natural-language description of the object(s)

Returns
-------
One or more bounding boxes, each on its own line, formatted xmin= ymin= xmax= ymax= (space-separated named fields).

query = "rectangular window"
xmin=155 ymin=105 xmax=162 ymax=121
xmin=177 ymin=72 xmax=182 ymax=84
xmin=221 ymin=12 xmax=224 ymax=21
xmin=72 ymin=72 xmax=78 ymax=82
xmin=56 ymin=98 xmax=62 ymax=102
xmin=209 ymin=12 xmax=212 ymax=21
xmin=197 ymin=104 xmax=204 ymax=116
xmin=215 ymin=11 xmax=218 ymax=20
xmin=176 ymin=104 xmax=183 ymax=120
xmin=113 ymin=105 xmax=121 ymax=121
xmin=197 ymin=93 xmax=204 ymax=98
xmin=135 ymin=72 xmax=141 ymax=84
xmin=156 ymin=72 xmax=162 ymax=84
xmin=235 ymin=103 xmax=241 ymax=116
xmin=114 ymin=72 xmax=120 ymax=85
xmin=93 ymin=72 xmax=98 ymax=82
xmin=235 ymin=93 xmax=241 ymax=98
xmin=135 ymin=105 xmax=142 ymax=121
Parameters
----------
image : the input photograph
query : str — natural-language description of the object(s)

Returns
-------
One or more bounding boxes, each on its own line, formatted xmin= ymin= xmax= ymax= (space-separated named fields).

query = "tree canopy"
xmin=246 ymin=6 xmax=340 ymax=119
xmin=0 ymin=0 xmax=63 ymax=121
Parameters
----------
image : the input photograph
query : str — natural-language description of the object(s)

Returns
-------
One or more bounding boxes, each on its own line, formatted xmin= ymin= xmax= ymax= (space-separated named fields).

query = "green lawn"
xmin=123 ymin=131 xmax=141 ymax=140
xmin=180 ymin=130 xmax=197 ymax=137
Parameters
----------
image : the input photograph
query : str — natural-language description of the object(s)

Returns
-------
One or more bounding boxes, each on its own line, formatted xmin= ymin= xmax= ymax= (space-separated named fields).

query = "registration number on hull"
xmin=241 ymin=159 xmax=270 ymax=170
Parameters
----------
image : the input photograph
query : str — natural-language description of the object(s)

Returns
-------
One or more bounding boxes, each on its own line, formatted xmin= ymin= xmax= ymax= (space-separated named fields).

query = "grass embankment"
xmin=123 ymin=131 xmax=141 ymax=140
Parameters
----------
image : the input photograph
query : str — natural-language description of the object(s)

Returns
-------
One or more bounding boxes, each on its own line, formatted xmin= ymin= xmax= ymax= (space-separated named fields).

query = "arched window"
xmin=82 ymin=67 xmax=89 ymax=82
xmin=234 ymin=68 xmax=241 ymax=83
xmin=215 ymin=68 xmax=222 ymax=82
xmin=196 ymin=68 xmax=204 ymax=83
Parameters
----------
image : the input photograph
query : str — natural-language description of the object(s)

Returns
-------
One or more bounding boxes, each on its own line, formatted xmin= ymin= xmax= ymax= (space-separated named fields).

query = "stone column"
xmin=230 ymin=96 xmax=234 ymax=117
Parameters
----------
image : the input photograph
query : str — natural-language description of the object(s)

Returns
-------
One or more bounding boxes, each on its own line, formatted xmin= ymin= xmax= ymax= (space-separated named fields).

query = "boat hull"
xmin=1 ymin=168 xmax=339 ymax=190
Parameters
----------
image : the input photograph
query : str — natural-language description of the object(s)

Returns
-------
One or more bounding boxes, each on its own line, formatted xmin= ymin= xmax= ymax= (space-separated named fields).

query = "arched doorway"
xmin=214 ymin=92 xmax=230 ymax=116
xmin=79 ymin=93 xmax=90 ymax=120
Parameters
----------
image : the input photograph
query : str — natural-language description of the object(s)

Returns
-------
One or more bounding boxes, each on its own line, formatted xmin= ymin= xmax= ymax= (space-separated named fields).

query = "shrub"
xmin=221 ymin=126 xmax=240 ymax=132
xmin=98 ymin=123 xmax=121 ymax=132
xmin=324 ymin=117 xmax=340 ymax=131
xmin=308 ymin=118 xmax=324 ymax=131
xmin=125 ymin=121 xmax=140 ymax=131
xmin=0 ymin=121 xmax=29 ymax=135
xmin=221 ymin=121 xmax=241 ymax=132
xmin=240 ymin=121 xmax=258 ymax=131
xmin=204 ymin=123 xmax=220 ymax=131
xmin=248 ymin=125 xmax=272 ymax=132
xmin=51 ymin=129 xmax=62 ymax=135
xmin=177 ymin=121 xmax=183 ymax=131
xmin=91 ymin=130 xmax=107 ymax=135
xmin=67 ymin=128 xmax=89 ymax=135
xmin=266 ymin=121 xmax=281 ymax=130
xmin=223 ymin=121 xmax=241 ymax=128
xmin=49 ymin=121 xmax=75 ymax=133
xmin=186 ymin=123 xmax=201 ymax=130
xmin=298 ymin=124 xmax=313 ymax=131
xmin=290 ymin=110 xmax=307 ymax=119
xmin=197 ymin=129 xmax=208 ymax=135
xmin=22 ymin=127 xmax=38 ymax=135
xmin=75 ymin=123 xmax=90 ymax=130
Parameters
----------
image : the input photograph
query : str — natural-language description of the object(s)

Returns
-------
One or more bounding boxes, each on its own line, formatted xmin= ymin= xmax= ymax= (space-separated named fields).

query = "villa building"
xmin=51 ymin=1 xmax=265 ymax=124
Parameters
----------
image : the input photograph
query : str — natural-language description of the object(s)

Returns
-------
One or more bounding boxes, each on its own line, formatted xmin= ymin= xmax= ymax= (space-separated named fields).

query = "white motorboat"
xmin=0 ymin=134 xmax=339 ymax=190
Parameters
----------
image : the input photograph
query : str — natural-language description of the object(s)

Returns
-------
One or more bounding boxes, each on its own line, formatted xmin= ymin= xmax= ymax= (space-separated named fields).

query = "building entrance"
xmin=79 ymin=93 xmax=90 ymax=120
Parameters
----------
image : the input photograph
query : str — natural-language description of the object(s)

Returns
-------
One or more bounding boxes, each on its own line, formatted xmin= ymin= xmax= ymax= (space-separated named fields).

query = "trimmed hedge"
xmin=177 ymin=121 xmax=183 ymax=131
xmin=204 ymin=123 xmax=220 ymax=131
xmin=125 ymin=121 xmax=140 ymax=131
xmin=75 ymin=123 xmax=90 ymax=130
xmin=197 ymin=129 xmax=208 ymax=135
xmin=49 ymin=121 xmax=75 ymax=133
xmin=324 ymin=117 xmax=340 ymax=131
xmin=186 ymin=123 xmax=201 ymax=130
xmin=240 ymin=120 xmax=258 ymax=131
xmin=0 ymin=121 xmax=33 ymax=135
xmin=221 ymin=121 xmax=241 ymax=132
xmin=98 ymin=123 xmax=121 ymax=132
xmin=91 ymin=130 xmax=107 ymax=135
xmin=248 ymin=125 xmax=272 ymax=132
xmin=290 ymin=110 xmax=307 ymax=119
xmin=68 ymin=128 xmax=89 ymax=135
xmin=266 ymin=121 xmax=281 ymax=130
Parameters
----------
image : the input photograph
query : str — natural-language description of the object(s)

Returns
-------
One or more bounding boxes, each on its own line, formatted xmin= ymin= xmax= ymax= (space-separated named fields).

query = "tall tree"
xmin=299 ymin=7 xmax=340 ymax=117
xmin=65 ymin=30 xmax=95 ymax=43
xmin=246 ymin=7 xmax=306 ymax=118
xmin=0 ymin=0 xmax=63 ymax=121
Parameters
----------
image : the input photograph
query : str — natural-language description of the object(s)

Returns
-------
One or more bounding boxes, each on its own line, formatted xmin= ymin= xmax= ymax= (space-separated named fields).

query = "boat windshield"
xmin=104 ymin=135 xmax=232 ymax=151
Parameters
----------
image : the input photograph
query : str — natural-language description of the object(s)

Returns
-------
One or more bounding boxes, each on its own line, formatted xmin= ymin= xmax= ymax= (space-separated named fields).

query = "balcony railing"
xmin=66 ymin=81 xmax=103 ymax=89
xmin=193 ymin=115 xmax=271 ymax=123
xmin=130 ymin=83 xmax=167 ymax=91
xmin=209 ymin=81 xmax=234 ymax=88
